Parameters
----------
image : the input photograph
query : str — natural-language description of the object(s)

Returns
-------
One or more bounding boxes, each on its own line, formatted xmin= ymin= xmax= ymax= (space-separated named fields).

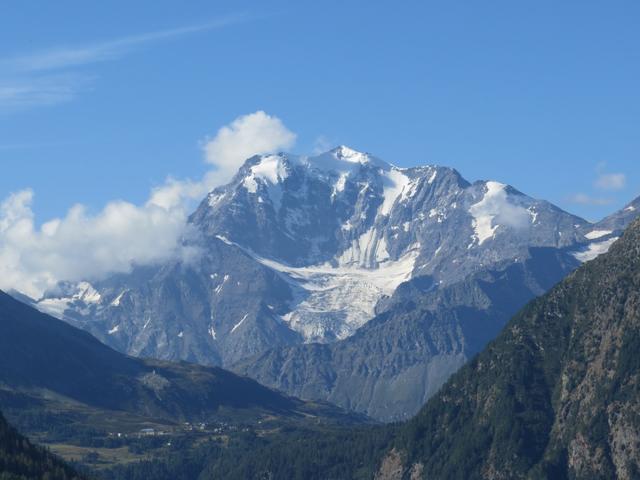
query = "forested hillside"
xmin=0 ymin=410 xmax=83 ymax=480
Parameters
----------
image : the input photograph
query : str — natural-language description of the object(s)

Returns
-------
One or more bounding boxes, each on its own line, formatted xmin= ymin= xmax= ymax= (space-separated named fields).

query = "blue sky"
xmin=1 ymin=0 xmax=639 ymax=223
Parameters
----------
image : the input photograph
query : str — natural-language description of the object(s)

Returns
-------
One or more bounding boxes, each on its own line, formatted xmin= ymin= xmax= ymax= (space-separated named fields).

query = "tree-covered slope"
xmin=0 ymin=410 xmax=83 ymax=480
xmin=378 ymin=217 xmax=640 ymax=479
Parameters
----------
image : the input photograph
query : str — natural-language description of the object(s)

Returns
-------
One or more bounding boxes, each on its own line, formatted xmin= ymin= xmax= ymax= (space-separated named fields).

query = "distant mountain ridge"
xmin=20 ymin=146 xmax=639 ymax=420
xmin=0 ymin=290 xmax=357 ymax=433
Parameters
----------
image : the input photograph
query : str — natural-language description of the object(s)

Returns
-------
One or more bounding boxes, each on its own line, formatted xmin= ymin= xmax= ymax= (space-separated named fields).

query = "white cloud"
xmin=311 ymin=135 xmax=333 ymax=155
xmin=0 ymin=190 xmax=191 ymax=298
xmin=203 ymin=111 xmax=296 ymax=183
xmin=0 ymin=111 xmax=296 ymax=298
xmin=147 ymin=176 xmax=209 ymax=210
xmin=567 ymin=193 xmax=612 ymax=206
xmin=567 ymin=164 xmax=626 ymax=208
xmin=0 ymin=74 xmax=89 ymax=112
xmin=150 ymin=111 xmax=296 ymax=209
xmin=594 ymin=172 xmax=626 ymax=191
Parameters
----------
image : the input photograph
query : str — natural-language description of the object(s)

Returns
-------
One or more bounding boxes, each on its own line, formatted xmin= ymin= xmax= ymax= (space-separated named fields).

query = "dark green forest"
xmin=0 ymin=410 xmax=84 ymax=480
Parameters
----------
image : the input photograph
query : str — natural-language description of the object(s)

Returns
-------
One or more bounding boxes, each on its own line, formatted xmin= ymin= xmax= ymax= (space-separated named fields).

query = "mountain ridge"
xmin=17 ymin=147 xmax=639 ymax=420
xmin=0 ymin=289 xmax=360 ymax=433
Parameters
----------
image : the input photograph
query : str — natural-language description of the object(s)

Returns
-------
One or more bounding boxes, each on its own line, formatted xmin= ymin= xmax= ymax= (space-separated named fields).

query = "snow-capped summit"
xmin=158 ymin=148 xmax=592 ymax=344
xmin=30 ymin=147 xmax=637 ymax=371
xmin=306 ymin=145 xmax=391 ymax=171
xmin=198 ymin=148 xmax=585 ymax=275
xmin=26 ymin=147 xmax=640 ymax=421
xmin=216 ymin=146 xmax=398 ymax=214
xmin=329 ymin=145 xmax=370 ymax=162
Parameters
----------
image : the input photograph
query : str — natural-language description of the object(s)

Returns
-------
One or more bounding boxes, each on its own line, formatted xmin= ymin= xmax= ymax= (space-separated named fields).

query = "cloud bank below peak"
xmin=0 ymin=111 xmax=296 ymax=298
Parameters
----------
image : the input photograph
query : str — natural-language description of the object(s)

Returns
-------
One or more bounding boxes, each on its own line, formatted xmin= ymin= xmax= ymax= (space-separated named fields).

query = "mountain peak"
xmin=306 ymin=146 xmax=391 ymax=174
xmin=233 ymin=147 xmax=393 ymax=191
xmin=330 ymin=145 xmax=370 ymax=163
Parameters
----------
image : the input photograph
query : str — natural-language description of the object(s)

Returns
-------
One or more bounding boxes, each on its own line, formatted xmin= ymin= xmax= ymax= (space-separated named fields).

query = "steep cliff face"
xmin=377 ymin=218 xmax=640 ymax=479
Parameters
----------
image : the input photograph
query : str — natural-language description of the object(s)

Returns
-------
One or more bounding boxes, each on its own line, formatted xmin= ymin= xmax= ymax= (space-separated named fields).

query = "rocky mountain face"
xmin=374 ymin=218 xmax=640 ymax=479
xmin=39 ymin=239 xmax=300 ymax=367
xmin=237 ymin=247 xmax=580 ymax=421
xmin=25 ymin=146 xmax=637 ymax=420
xmin=589 ymin=195 xmax=640 ymax=233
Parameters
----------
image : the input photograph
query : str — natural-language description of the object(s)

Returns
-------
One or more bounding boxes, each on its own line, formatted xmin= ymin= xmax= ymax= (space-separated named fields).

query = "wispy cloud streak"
xmin=567 ymin=193 xmax=613 ymax=206
xmin=2 ymin=14 xmax=247 ymax=73
xmin=0 ymin=14 xmax=247 ymax=111
xmin=0 ymin=74 xmax=90 ymax=111
xmin=593 ymin=162 xmax=626 ymax=192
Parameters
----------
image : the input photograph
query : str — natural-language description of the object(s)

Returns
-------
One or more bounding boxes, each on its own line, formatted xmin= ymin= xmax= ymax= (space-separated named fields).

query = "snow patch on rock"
xmin=111 ymin=290 xmax=127 ymax=307
xmin=380 ymin=168 xmax=410 ymax=216
xmin=208 ymin=325 xmax=217 ymax=340
xmin=573 ymin=237 xmax=618 ymax=262
xmin=469 ymin=182 xmax=530 ymax=245
xmin=337 ymin=228 xmax=390 ymax=268
xmin=231 ymin=314 xmax=248 ymax=334
xmin=215 ymin=235 xmax=418 ymax=342
xmin=37 ymin=282 xmax=101 ymax=318
xmin=584 ymin=230 xmax=612 ymax=240
xmin=240 ymin=154 xmax=289 ymax=210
